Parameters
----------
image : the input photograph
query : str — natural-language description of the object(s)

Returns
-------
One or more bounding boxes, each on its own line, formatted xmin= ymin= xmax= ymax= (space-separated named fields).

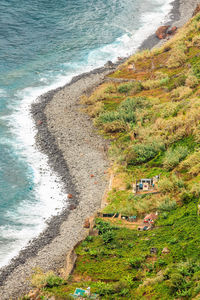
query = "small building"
xmin=133 ymin=175 xmax=160 ymax=194
xmin=70 ymin=287 xmax=98 ymax=299
xmin=144 ymin=213 xmax=158 ymax=224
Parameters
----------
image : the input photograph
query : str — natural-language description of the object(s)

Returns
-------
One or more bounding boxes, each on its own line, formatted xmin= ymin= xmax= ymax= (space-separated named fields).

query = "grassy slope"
xmin=25 ymin=13 xmax=200 ymax=300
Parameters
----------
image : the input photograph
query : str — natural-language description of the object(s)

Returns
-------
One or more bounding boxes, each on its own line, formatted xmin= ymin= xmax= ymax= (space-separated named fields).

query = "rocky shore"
xmin=0 ymin=0 xmax=199 ymax=298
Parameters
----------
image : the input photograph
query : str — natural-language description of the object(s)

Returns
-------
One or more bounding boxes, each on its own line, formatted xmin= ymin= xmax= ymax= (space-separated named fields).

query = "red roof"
xmin=144 ymin=213 xmax=157 ymax=220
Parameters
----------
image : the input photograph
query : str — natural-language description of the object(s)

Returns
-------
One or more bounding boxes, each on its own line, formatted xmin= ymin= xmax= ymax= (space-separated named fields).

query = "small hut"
xmin=144 ymin=213 xmax=158 ymax=224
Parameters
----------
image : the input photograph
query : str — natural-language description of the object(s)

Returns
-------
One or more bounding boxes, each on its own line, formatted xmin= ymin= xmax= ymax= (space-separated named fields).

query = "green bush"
xmin=117 ymin=82 xmax=134 ymax=93
xmin=158 ymin=197 xmax=177 ymax=211
xmin=95 ymin=219 xmax=116 ymax=236
xmin=128 ymin=257 xmax=144 ymax=269
xmin=163 ymin=146 xmax=189 ymax=170
xmin=95 ymin=281 xmax=115 ymax=296
xmin=180 ymin=191 xmax=194 ymax=204
xmin=105 ymin=85 xmax=116 ymax=93
xmin=166 ymin=272 xmax=185 ymax=294
xmin=85 ymin=235 xmax=94 ymax=242
xmin=192 ymin=59 xmax=200 ymax=79
xmin=127 ymin=141 xmax=165 ymax=165
xmin=45 ymin=274 xmax=65 ymax=288
xmin=102 ymin=230 xmax=114 ymax=244
xmin=97 ymin=97 xmax=150 ymax=132
xmin=158 ymin=175 xmax=184 ymax=194
xmin=190 ymin=183 xmax=200 ymax=197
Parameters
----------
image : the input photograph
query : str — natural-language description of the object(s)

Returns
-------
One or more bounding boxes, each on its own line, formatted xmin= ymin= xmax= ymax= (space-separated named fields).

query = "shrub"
xmin=31 ymin=270 xmax=65 ymax=289
xmin=180 ymin=191 xmax=194 ymax=204
xmin=170 ymin=86 xmax=192 ymax=101
xmin=85 ymin=235 xmax=94 ymax=242
xmin=158 ymin=197 xmax=177 ymax=211
xmin=102 ymin=230 xmax=114 ymax=244
xmin=163 ymin=146 xmax=189 ymax=170
xmin=97 ymin=97 xmax=149 ymax=132
xmin=95 ymin=281 xmax=115 ymax=296
xmin=192 ymin=58 xmax=200 ymax=79
xmin=126 ymin=182 xmax=132 ymax=190
xmin=86 ymin=102 xmax=104 ymax=117
xmin=166 ymin=273 xmax=185 ymax=295
xmin=142 ymin=79 xmax=160 ymax=90
xmin=160 ymin=77 xmax=170 ymax=86
xmin=117 ymin=82 xmax=134 ymax=93
xmin=189 ymin=164 xmax=200 ymax=176
xmin=45 ymin=274 xmax=65 ymax=288
xmin=160 ymin=102 xmax=183 ymax=118
xmin=166 ymin=46 xmax=187 ymax=68
xmin=154 ymin=71 xmax=167 ymax=80
xmin=128 ymin=257 xmax=144 ymax=269
xmin=192 ymin=35 xmax=200 ymax=48
xmin=117 ymin=81 xmax=142 ymax=94
xmin=119 ymin=96 xmax=148 ymax=111
xmin=190 ymin=183 xmax=200 ymax=197
xmin=174 ymin=74 xmax=186 ymax=88
xmin=103 ymin=120 xmax=127 ymax=133
xmin=95 ymin=219 xmax=113 ymax=234
xmin=159 ymin=178 xmax=174 ymax=194
xmin=126 ymin=140 xmax=165 ymax=165
xmin=158 ymin=175 xmax=184 ymax=194
xmin=179 ymin=150 xmax=200 ymax=171
xmin=185 ymin=74 xmax=199 ymax=88
xmin=105 ymin=84 xmax=116 ymax=93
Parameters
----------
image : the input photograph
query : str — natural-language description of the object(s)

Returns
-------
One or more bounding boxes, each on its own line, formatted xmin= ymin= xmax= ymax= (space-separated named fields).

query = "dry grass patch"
xmin=170 ymin=86 xmax=193 ymax=101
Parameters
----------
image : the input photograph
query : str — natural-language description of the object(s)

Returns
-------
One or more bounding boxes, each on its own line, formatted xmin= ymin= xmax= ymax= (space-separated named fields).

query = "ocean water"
xmin=0 ymin=0 xmax=174 ymax=267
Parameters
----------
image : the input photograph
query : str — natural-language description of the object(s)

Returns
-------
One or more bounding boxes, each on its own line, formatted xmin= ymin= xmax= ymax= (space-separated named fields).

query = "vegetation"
xmin=26 ymin=11 xmax=200 ymax=300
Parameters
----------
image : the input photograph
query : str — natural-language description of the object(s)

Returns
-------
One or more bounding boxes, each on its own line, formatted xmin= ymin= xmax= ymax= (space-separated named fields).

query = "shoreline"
xmin=0 ymin=0 xmax=198 ymax=298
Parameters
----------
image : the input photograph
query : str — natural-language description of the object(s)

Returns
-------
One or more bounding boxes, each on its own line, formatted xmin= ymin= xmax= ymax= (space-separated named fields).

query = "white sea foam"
xmin=0 ymin=0 xmax=174 ymax=268
xmin=0 ymin=89 xmax=7 ymax=97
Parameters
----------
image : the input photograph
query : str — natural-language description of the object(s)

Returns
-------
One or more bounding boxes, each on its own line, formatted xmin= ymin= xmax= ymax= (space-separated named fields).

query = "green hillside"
xmin=25 ymin=12 xmax=200 ymax=300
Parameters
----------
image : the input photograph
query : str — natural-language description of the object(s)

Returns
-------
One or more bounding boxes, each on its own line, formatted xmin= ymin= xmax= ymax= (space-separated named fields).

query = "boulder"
xmin=68 ymin=193 xmax=73 ymax=199
xmin=104 ymin=60 xmax=114 ymax=68
xmin=69 ymin=204 xmax=76 ymax=210
xmin=168 ymin=26 xmax=177 ymax=35
xmin=37 ymin=120 xmax=43 ymax=126
xmin=193 ymin=4 xmax=200 ymax=16
xmin=84 ymin=218 xmax=90 ymax=228
xmin=156 ymin=25 xmax=170 ymax=39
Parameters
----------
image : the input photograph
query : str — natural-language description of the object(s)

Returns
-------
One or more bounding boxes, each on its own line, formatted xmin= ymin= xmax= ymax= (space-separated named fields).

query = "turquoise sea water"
xmin=0 ymin=0 xmax=173 ymax=267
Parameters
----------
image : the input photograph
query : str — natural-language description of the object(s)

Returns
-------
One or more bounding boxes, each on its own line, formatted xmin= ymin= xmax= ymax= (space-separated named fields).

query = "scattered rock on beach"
xmin=156 ymin=25 xmax=170 ymax=39
xmin=156 ymin=25 xmax=177 ymax=39
xmin=193 ymin=4 xmax=200 ymax=16
xmin=69 ymin=204 xmax=76 ymax=210
xmin=168 ymin=26 xmax=177 ymax=35
xmin=83 ymin=218 xmax=90 ymax=228
xmin=37 ymin=120 xmax=43 ymax=125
